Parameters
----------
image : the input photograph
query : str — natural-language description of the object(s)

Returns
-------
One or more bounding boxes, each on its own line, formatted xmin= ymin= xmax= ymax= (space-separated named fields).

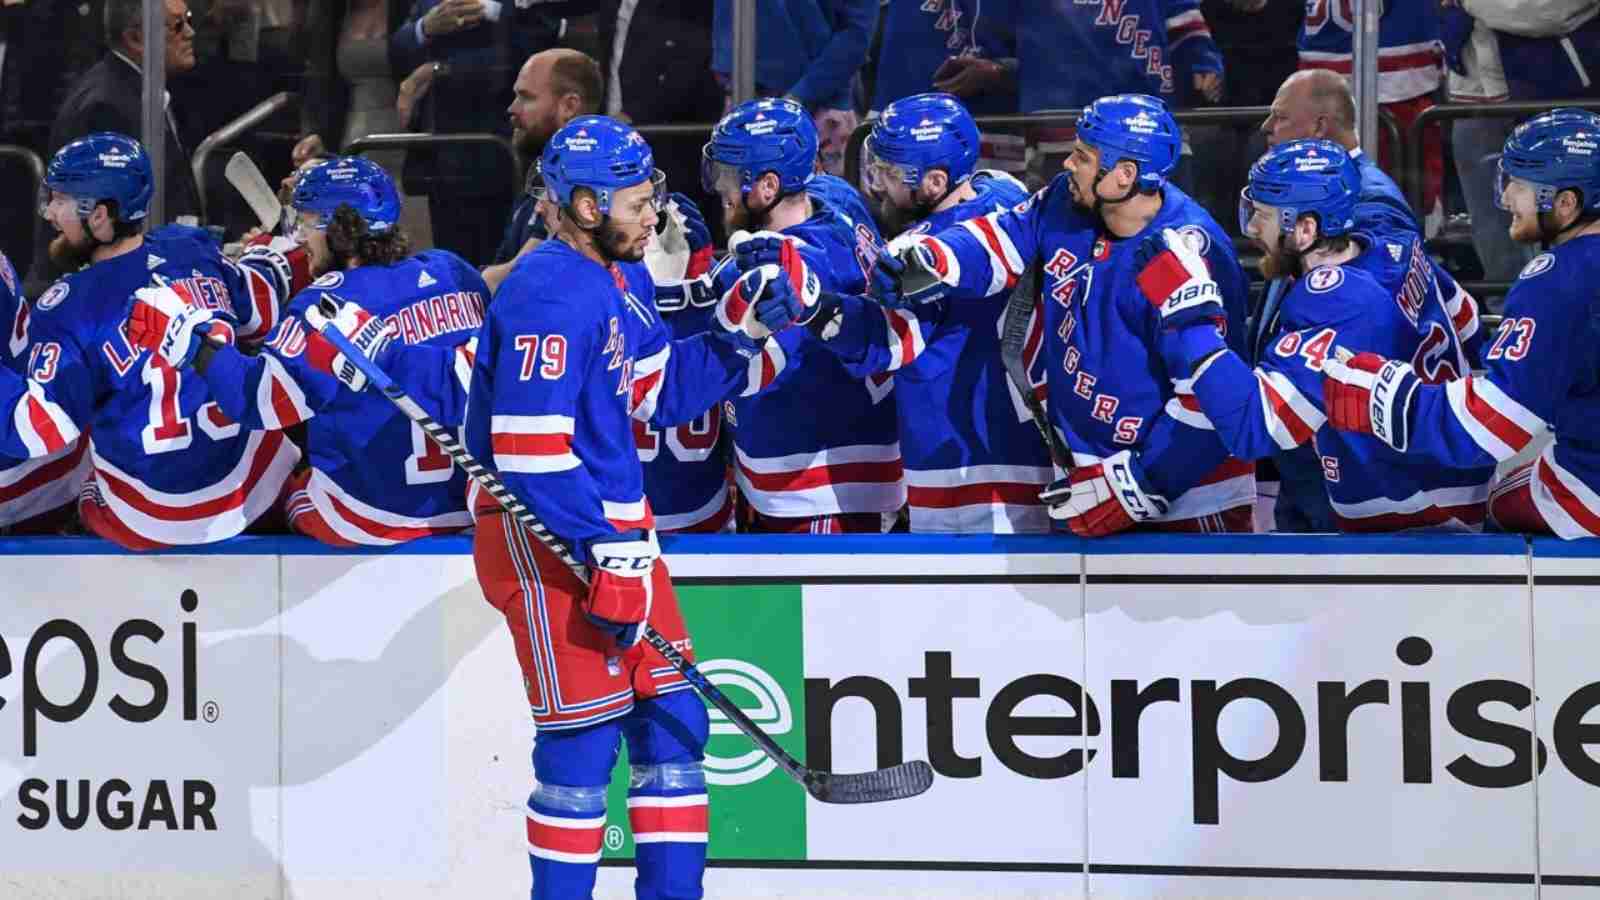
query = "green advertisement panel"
xmin=602 ymin=583 xmax=807 ymax=861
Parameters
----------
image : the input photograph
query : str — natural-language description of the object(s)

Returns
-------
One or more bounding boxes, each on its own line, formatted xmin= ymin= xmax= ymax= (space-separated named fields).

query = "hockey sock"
xmin=526 ymin=782 xmax=608 ymax=900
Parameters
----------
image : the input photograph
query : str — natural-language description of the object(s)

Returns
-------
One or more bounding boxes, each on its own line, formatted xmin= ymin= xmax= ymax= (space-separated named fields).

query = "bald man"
xmin=1260 ymin=69 xmax=1418 ymax=232
xmin=483 ymin=48 xmax=604 ymax=292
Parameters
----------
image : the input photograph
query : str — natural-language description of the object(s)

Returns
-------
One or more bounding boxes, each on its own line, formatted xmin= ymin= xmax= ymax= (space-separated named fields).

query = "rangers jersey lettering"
xmin=889 ymin=177 xmax=1255 ymax=520
xmin=196 ymin=250 xmax=486 ymax=545
xmin=1016 ymin=0 xmax=1223 ymax=112
xmin=1403 ymin=236 xmax=1600 ymax=538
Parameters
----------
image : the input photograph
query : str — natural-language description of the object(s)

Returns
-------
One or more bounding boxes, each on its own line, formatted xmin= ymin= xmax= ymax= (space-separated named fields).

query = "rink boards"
xmin=0 ymin=532 xmax=1595 ymax=899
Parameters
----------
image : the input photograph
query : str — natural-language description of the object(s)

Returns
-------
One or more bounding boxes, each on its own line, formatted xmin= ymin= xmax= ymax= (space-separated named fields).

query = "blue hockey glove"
xmin=871 ymin=239 xmax=952 ymax=309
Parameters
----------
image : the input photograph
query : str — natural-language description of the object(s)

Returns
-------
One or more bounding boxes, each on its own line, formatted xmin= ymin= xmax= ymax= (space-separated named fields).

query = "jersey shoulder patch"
xmin=1520 ymin=253 xmax=1555 ymax=280
xmin=1175 ymin=223 xmax=1212 ymax=257
xmin=35 ymin=280 xmax=70 ymax=311
xmin=312 ymin=271 xmax=345 ymax=290
xmin=1306 ymin=265 xmax=1345 ymax=293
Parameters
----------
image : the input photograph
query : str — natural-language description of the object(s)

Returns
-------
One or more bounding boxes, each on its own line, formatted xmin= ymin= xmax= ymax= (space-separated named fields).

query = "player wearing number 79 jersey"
xmin=1323 ymin=109 xmax=1600 ymax=538
xmin=125 ymin=157 xmax=483 ymax=546
xmin=15 ymin=133 xmax=307 ymax=549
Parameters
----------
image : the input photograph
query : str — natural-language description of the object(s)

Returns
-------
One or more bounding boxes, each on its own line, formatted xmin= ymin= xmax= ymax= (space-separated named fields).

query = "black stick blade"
xmin=804 ymin=760 xmax=934 ymax=804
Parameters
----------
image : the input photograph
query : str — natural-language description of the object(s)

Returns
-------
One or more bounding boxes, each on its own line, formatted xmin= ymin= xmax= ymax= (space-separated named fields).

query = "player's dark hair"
xmin=549 ymin=53 xmax=604 ymax=115
xmin=326 ymin=204 xmax=409 ymax=268
xmin=99 ymin=199 xmax=142 ymax=240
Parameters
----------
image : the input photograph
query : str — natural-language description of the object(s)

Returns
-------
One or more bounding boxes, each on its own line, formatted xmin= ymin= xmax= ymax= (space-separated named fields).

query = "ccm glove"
xmin=127 ymin=283 xmax=215 ymax=369
xmin=304 ymin=293 xmax=396 ymax=392
xmin=1321 ymin=348 xmax=1419 ymax=452
xmin=1134 ymin=227 xmax=1224 ymax=331
xmin=584 ymin=528 xmax=660 ymax=651
xmin=1039 ymin=449 xmax=1170 ymax=537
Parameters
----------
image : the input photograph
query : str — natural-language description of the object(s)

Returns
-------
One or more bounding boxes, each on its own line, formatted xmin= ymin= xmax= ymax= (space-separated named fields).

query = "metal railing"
xmin=192 ymin=91 xmax=300 ymax=222
xmin=1400 ymin=98 xmax=1600 ymax=216
xmin=344 ymin=132 xmax=524 ymax=199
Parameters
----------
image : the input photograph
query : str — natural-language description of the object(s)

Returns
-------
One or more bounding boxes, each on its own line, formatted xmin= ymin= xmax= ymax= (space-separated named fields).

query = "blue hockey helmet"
xmin=701 ymin=98 xmax=818 ymax=197
xmin=39 ymin=131 xmax=154 ymax=223
xmin=1075 ymin=94 xmax=1180 ymax=192
xmin=1496 ymin=107 xmax=1600 ymax=214
xmin=1241 ymin=139 xmax=1361 ymax=238
xmin=540 ymin=115 xmax=662 ymax=216
xmin=864 ymin=92 xmax=981 ymax=193
xmin=291 ymin=156 xmax=401 ymax=233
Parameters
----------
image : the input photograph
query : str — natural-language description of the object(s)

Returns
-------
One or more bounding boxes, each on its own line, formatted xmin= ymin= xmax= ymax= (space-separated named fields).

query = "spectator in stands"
xmin=1440 ymin=0 xmax=1597 ymax=284
xmin=606 ymin=1 xmax=724 ymax=238
xmin=390 ymin=0 xmax=597 ymax=266
xmin=481 ymin=47 xmax=602 ymax=293
xmin=1297 ymin=0 xmax=1445 ymax=232
xmin=1012 ymin=0 xmax=1225 ymax=190
xmin=711 ymin=0 xmax=881 ymax=175
xmin=871 ymin=0 xmax=1023 ymax=176
xmin=25 ymin=0 xmax=202 ymax=298
xmin=290 ymin=0 xmax=429 ymax=247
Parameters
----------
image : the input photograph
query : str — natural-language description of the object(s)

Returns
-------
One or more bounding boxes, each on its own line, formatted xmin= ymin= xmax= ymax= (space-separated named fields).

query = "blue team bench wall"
xmin=0 ymin=532 xmax=1592 ymax=559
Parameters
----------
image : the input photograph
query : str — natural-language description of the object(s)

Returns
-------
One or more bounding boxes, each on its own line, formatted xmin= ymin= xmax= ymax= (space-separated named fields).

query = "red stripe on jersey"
xmin=886 ymin=310 xmax=918 ymax=365
xmin=631 ymin=369 xmax=663 ymax=412
xmin=1335 ymin=501 xmax=1486 ymax=533
xmin=1167 ymin=18 xmax=1210 ymax=40
xmin=739 ymin=458 xmax=904 ymax=492
xmin=628 ymin=802 xmax=709 ymax=836
xmin=525 ymin=817 xmax=604 ymax=855
xmin=97 ymin=431 xmax=287 ymax=520
xmin=1178 ymin=393 xmax=1203 ymax=413
xmin=268 ymin=374 xmax=306 ymax=428
xmin=1199 ymin=457 xmax=1255 ymax=487
xmin=323 ymin=490 xmax=460 ymax=543
xmin=1463 ymin=376 xmax=1533 ymax=453
xmin=1538 ymin=457 xmax=1600 ymax=536
xmin=0 ymin=439 xmax=86 ymax=502
xmin=660 ymin=492 xmax=735 ymax=534
xmin=246 ymin=270 xmax=274 ymax=338
xmin=907 ymin=481 xmax=1044 ymax=509
xmin=492 ymin=432 xmax=573 ymax=456
xmin=1301 ymin=48 xmax=1442 ymax=74
xmin=1452 ymin=294 xmax=1477 ymax=332
xmin=25 ymin=396 xmax=68 ymax=454
xmin=922 ymin=239 xmax=952 ymax=280
xmin=970 ymin=218 xmax=1019 ymax=289
xmin=1259 ymin=377 xmax=1315 ymax=446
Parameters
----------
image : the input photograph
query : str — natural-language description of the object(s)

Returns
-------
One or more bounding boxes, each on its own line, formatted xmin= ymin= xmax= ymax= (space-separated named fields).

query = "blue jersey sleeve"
xmin=0 ymin=311 xmax=91 ymax=460
xmin=923 ymin=187 xmax=1047 ymax=301
xmin=631 ymin=302 xmax=776 ymax=427
xmin=192 ymin=309 xmax=337 ymax=431
xmin=787 ymin=0 xmax=881 ymax=108
xmin=1407 ymin=262 xmax=1572 ymax=468
xmin=1165 ymin=0 xmax=1224 ymax=83
xmin=808 ymin=293 xmax=944 ymax=378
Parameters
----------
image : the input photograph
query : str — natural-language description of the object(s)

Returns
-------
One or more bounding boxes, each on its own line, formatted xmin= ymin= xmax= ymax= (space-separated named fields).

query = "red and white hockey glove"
xmin=1134 ymin=227 xmax=1224 ymax=331
xmin=1321 ymin=347 xmax=1419 ymax=452
xmin=241 ymin=231 xmax=314 ymax=295
xmin=304 ymin=293 xmax=395 ymax=392
xmin=583 ymin=528 xmax=659 ymax=651
xmin=1039 ymin=450 xmax=1170 ymax=537
xmin=127 ymin=283 xmax=215 ymax=369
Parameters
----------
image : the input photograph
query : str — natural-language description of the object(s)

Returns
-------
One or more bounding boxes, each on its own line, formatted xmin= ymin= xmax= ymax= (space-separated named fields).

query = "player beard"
xmin=48 ymin=230 xmax=95 ymax=272
xmin=1257 ymin=241 xmax=1299 ymax=281
xmin=596 ymin=219 xmax=647 ymax=263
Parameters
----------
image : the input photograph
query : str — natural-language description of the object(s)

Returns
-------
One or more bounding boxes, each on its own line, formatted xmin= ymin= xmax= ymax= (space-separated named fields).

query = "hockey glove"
xmin=871 ymin=238 xmax=953 ymax=309
xmin=304 ymin=294 xmax=396 ymax=393
xmin=1039 ymin=449 xmax=1170 ymax=537
xmin=753 ymin=262 xmax=837 ymax=335
xmin=241 ymin=231 xmax=314 ymax=296
xmin=1134 ymin=227 xmax=1224 ymax=332
xmin=127 ymin=284 xmax=216 ymax=369
xmin=584 ymin=528 xmax=659 ymax=652
xmin=668 ymin=192 xmax=715 ymax=278
xmin=1321 ymin=347 xmax=1419 ymax=452
xmin=717 ymin=257 xmax=820 ymax=339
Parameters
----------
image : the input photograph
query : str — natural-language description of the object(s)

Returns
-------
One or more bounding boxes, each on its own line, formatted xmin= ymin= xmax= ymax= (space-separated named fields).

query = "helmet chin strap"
xmin=1090 ymin=165 xmax=1139 ymax=219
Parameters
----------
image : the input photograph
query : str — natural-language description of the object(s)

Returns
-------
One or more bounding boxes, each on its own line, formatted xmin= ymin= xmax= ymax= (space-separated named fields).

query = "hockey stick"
xmin=225 ymin=152 xmax=286 ymax=233
xmin=310 ymin=302 xmax=934 ymax=804
xmin=999 ymin=259 xmax=1073 ymax=473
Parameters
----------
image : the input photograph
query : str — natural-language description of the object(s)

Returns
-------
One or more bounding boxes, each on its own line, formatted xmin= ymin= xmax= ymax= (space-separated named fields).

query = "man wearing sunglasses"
xmin=26 ymin=0 xmax=201 ymax=298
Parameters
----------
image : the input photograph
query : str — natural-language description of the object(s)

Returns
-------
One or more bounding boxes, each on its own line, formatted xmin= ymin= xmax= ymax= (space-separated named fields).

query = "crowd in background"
xmin=2 ymin=1 xmax=1595 ymax=306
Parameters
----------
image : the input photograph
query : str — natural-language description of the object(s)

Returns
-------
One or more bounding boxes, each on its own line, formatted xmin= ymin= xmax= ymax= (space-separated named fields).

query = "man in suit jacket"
xmin=25 ymin=0 xmax=202 ymax=297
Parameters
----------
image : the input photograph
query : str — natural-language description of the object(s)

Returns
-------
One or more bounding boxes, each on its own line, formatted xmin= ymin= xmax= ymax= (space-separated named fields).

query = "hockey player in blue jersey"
xmin=1324 ymin=109 xmax=1600 ymax=538
xmin=746 ymin=92 xmax=1053 ymax=532
xmin=466 ymin=116 xmax=776 ymax=899
xmin=701 ymin=97 xmax=903 ymax=533
xmin=125 ymin=157 xmax=483 ymax=546
xmin=853 ymin=94 xmax=1256 ymax=535
xmin=1140 ymin=139 xmax=1492 ymax=531
xmin=14 ymin=133 xmax=305 ymax=549
xmin=0 ymin=250 xmax=89 ymax=532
